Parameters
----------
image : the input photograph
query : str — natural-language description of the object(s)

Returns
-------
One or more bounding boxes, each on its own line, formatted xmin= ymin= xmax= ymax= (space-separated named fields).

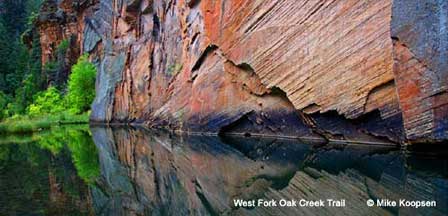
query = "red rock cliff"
xmin=35 ymin=0 xmax=448 ymax=145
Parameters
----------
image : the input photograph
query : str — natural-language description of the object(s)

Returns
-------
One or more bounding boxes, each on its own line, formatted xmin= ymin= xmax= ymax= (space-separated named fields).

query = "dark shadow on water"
xmin=1 ymin=125 xmax=447 ymax=216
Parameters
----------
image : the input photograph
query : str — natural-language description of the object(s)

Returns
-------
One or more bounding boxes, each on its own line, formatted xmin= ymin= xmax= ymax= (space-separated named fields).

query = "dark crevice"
xmin=217 ymin=83 xmax=326 ymax=140
xmin=191 ymin=44 xmax=218 ymax=71
xmin=298 ymin=112 xmax=333 ymax=142
xmin=218 ymin=111 xmax=254 ymax=136
xmin=187 ymin=0 xmax=201 ymax=8
xmin=263 ymin=87 xmax=331 ymax=142
xmin=126 ymin=0 xmax=141 ymax=12
xmin=152 ymin=14 xmax=160 ymax=40
xmin=190 ymin=32 xmax=200 ymax=45
xmin=237 ymin=62 xmax=254 ymax=72
xmin=268 ymin=86 xmax=287 ymax=97
xmin=352 ymin=109 xmax=404 ymax=143
xmin=308 ymin=109 xmax=402 ymax=144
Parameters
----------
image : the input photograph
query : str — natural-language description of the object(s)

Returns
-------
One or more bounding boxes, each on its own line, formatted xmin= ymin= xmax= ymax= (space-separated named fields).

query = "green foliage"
xmin=0 ymin=20 xmax=17 ymax=95
xmin=0 ymin=0 xmax=34 ymax=96
xmin=27 ymin=87 xmax=65 ymax=116
xmin=32 ymin=126 xmax=100 ymax=183
xmin=0 ymin=116 xmax=53 ymax=134
xmin=0 ymin=0 xmax=43 ymax=116
xmin=0 ymin=125 xmax=96 ymax=215
xmin=43 ymin=61 xmax=58 ymax=72
xmin=67 ymin=129 xmax=100 ymax=183
xmin=0 ymin=0 xmax=97 ymax=121
xmin=56 ymin=39 xmax=69 ymax=54
xmin=0 ymin=0 xmax=27 ymax=35
xmin=0 ymin=112 xmax=89 ymax=134
xmin=35 ymin=129 xmax=65 ymax=155
xmin=167 ymin=63 xmax=183 ymax=76
xmin=26 ymin=12 xmax=39 ymax=27
xmin=0 ymin=43 xmax=37 ymax=116
xmin=25 ymin=0 xmax=43 ymax=16
xmin=42 ymin=60 xmax=58 ymax=83
xmin=10 ymin=72 xmax=41 ymax=115
xmin=0 ymin=91 xmax=11 ymax=120
xmin=66 ymin=54 xmax=97 ymax=114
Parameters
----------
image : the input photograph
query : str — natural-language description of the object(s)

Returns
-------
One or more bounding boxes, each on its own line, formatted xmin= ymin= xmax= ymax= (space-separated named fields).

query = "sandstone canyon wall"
xmin=35 ymin=0 xmax=447 ymax=144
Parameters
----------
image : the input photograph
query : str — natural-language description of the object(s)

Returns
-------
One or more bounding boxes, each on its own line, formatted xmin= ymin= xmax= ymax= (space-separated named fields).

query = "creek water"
xmin=0 ymin=126 xmax=447 ymax=215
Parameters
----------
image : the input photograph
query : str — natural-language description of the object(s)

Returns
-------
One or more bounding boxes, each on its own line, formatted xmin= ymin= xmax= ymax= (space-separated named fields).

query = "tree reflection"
xmin=66 ymin=129 xmax=100 ymax=184
xmin=0 ymin=126 xmax=98 ymax=215
xmin=32 ymin=125 xmax=100 ymax=183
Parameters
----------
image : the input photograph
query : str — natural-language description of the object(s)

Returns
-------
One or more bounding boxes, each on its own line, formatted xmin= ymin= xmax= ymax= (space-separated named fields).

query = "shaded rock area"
xmin=34 ymin=0 xmax=96 ymax=87
xmin=33 ymin=0 xmax=448 ymax=144
xmin=391 ymin=0 xmax=448 ymax=142
xmin=89 ymin=127 xmax=448 ymax=216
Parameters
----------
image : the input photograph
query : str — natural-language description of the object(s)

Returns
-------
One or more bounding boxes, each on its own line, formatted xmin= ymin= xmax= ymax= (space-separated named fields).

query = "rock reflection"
xmin=90 ymin=127 xmax=447 ymax=216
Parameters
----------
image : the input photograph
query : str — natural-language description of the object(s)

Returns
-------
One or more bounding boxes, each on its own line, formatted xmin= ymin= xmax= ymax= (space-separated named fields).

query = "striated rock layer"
xmin=34 ymin=0 xmax=447 ymax=144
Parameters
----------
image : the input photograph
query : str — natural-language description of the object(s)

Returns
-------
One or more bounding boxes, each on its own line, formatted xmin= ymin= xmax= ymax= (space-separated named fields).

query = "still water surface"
xmin=0 ymin=126 xmax=447 ymax=215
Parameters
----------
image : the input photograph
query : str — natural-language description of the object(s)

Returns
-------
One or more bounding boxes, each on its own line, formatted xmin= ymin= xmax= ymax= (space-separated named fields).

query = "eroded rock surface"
xmin=391 ymin=0 xmax=448 ymax=142
xmin=34 ymin=0 xmax=448 ymax=144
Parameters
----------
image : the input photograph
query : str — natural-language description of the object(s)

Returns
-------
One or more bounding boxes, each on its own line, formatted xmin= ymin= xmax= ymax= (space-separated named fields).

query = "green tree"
xmin=0 ymin=20 xmax=15 ymax=94
xmin=66 ymin=55 xmax=97 ymax=114
xmin=0 ymin=0 xmax=43 ymax=115
xmin=27 ymin=87 xmax=65 ymax=116
xmin=0 ymin=0 xmax=27 ymax=38
xmin=10 ymin=30 xmax=44 ymax=115
xmin=0 ymin=0 xmax=31 ymax=95
xmin=0 ymin=91 xmax=11 ymax=119
xmin=25 ymin=0 xmax=43 ymax=21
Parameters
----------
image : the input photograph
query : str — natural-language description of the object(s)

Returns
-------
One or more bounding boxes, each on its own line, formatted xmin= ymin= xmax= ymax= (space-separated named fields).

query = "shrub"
xmin=27 ymin=87 xmax=65 ymax=116
xmin=66 ymin=54 xmax=96 ymax=114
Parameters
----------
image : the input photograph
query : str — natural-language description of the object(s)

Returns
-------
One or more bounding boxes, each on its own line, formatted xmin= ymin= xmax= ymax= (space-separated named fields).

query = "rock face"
xmin=35 ymin=0 xmax=447 ymax=144
xmin=35 ymin=0 xmax=96 ymax=87
xmin=391 ymin=0 xmax=448 ymax=142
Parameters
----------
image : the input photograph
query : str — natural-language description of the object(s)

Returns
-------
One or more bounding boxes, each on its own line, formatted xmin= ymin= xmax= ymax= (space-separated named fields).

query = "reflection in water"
xmin=0 ymin=126 xmax=447 ymax=216
xmin=90 ymin=127 xmax=447 ymax=216
xmin=0 ymin=125 xmax=98 ymax=215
